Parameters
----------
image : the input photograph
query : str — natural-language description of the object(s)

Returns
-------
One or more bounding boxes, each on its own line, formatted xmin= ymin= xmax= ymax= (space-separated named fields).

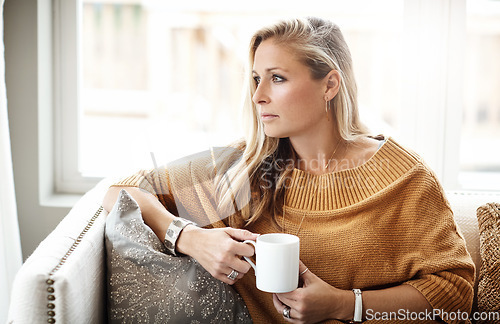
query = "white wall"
xmin=4 ymin=0 xmax=71 ymax=259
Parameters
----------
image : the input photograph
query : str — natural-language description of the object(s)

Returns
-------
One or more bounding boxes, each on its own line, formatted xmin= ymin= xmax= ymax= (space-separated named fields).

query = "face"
xmin=252 ymin=39 xmax=330 ymax=139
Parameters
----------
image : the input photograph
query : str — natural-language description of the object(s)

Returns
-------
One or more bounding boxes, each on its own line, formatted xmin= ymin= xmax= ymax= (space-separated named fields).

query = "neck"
xmin=289 ymin=131 xmax=344 ymax=175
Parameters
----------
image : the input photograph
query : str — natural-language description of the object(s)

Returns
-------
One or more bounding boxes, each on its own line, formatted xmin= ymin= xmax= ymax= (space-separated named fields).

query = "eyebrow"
xmin=252 ymin=67 xmax=288 ymax=74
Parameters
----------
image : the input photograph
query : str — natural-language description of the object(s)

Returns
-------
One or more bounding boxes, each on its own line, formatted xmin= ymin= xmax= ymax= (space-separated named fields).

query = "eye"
xmin=253 ymin=76 xmax=261 ymax=86
xmin=272 ymin=74 xmax=286 ymax=83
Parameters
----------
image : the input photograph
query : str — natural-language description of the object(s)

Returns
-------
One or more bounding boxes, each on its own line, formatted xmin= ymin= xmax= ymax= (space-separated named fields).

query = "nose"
xmin=252 ymin=82 xmax=269 ymax=105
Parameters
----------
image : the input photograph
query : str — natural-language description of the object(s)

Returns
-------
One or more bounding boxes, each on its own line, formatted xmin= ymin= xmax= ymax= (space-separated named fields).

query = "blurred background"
xmin=76 ymin=0 xmax=500 ymax=190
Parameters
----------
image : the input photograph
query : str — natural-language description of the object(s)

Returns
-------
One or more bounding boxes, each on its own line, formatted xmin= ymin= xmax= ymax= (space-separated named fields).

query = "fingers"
xmin=210 ymin=229 xmax=258 ymax=284
xmin=273 ymin=294 xmax=297 ymax=323
xmin=210 ymin=255 xmax=251 ymax=284
xmin=231 ymin=256 xmax=253 ymax=275
xmin=215 ymin=265 xmax=246 ymax=285
xmin=273 ymin=294 xmax=288 ymax=315
xmin=219 ymin=259 xmax=252 ymax=285
xmin=225 ymin=227 xmax=259 ymax=243
xmin=188 ymin=227 xmax=259 ymax=285
xmin=218 ymin=270 xmax=240 ymax=285
xmin=224 ymin=228 xmax=259 ymax=257
xmin=298 ymin=260 xmax=313 ymax=285
xmin=275 ymin=292 xmax=297 ymax=309
xmin=223 ymin=254 xmax=253 ymax=285
xmin=298 ymin=260 xmax=308 ymax=274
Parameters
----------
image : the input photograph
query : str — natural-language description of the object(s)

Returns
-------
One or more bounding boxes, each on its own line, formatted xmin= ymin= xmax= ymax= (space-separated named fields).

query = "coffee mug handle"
xmin=242 ymin=240 xmax=257 ymax=271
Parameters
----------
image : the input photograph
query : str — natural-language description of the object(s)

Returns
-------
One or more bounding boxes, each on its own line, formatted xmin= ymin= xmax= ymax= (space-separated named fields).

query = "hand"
xmin=273 ymin=261 xmax=352 ymax=323
xmin=177 ymin=226 xmax=259 ymax=285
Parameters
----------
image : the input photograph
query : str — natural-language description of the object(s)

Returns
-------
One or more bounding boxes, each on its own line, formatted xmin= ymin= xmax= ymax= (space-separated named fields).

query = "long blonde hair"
xmin=216 ymin=17 xmax=369 ymax=229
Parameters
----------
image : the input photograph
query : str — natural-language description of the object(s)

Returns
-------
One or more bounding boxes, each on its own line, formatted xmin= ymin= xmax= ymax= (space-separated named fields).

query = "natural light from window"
xmin=77 ymin=0 xmax=500 ymax=191
xmin=79 ymin=0 xmax=404 ymax=178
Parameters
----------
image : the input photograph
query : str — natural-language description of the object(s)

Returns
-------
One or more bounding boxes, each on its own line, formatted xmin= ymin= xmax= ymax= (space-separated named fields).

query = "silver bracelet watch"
xmin=350 ymin=288 xmax=363 ymax=323
xmin=163 ymin=217 xmax=197 ymax=256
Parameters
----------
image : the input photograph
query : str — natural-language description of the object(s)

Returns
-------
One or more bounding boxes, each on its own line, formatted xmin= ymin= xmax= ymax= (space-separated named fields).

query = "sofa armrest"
xmin=8 ymin=179 xmax=111 ymax=324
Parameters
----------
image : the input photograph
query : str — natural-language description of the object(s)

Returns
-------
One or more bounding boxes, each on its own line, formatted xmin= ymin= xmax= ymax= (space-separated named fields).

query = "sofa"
xmin=7 ymin=178 xmax=500 ymax=323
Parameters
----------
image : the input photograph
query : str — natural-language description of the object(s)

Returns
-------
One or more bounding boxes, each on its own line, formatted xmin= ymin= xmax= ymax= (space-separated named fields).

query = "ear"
xmin=324 ymin=70 xmax=341 ymax=100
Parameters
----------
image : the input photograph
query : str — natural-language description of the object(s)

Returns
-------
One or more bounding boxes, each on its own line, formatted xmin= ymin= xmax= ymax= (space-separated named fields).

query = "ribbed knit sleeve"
xmin=113 ymin=166 xmax=179 ymax=215
xmin=111 ymin=147 xmax=241 ymax=227
xmin=405 ymin=271 xmax=474 ymax=322
xmin=400 ymin=168 xmax=475 ymax=324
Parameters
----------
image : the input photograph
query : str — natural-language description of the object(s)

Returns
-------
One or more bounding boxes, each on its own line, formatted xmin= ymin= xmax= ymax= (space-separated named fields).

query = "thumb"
xmin=225 ymin=227 xmax=260 ymax=242
xmin=299 ymin=260 xmax=313 ymax=285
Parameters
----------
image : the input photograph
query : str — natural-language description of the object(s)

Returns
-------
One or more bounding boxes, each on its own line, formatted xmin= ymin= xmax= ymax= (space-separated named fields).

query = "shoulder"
xmin=377 ymin=136 xmax=422 ymax=166
xmin=381 ymin=137 xmax=450 ymax=208
xmin=340 ymin=135 xmax=391 ymax=170
xmin=364 ymin=136 xmax=442 ymax=191
xmin=383 ymin=137 xmax=437 ymax=177
xmin=353 ymin=136 xmax=383 ymax=162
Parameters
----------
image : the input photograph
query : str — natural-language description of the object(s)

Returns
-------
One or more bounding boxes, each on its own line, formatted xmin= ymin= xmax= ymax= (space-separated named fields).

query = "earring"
xmin=325 ymin=98 xmax=331 ymax=121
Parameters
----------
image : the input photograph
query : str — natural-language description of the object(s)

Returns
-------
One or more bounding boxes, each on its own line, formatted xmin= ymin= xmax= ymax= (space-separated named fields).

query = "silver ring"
xmin=300 ymin=268 xmax=309 ymax=276
xmin=282 ymin=306 xmax=291 ymax=319
xmin=227 ymin=269 xmax=238 ymax=280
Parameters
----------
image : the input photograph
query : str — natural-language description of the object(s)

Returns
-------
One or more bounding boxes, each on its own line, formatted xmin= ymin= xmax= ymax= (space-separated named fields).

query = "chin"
xmin=264 ymin=131 xmax=285 ymax=139
xmin=264 ymin=128 xmax=296 ymax=140
xmin=263 ymin=126 xmax=286 ymax=138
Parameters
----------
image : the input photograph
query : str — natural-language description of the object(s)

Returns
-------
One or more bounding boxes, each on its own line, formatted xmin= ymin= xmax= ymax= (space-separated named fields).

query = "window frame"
xmin=54 ymin=0 xmax=101 ymax=194
xmin=399 ymin=0 xmax=465 ymax=189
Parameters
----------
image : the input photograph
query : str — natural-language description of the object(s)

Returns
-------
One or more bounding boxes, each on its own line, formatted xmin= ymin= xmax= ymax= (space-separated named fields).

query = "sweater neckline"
xmin=284 ymin=137 xmax=420 ymax=211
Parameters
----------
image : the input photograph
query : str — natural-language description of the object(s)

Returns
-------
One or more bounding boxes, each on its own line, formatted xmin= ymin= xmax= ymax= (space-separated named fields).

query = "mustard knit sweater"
xmin=113 ymin=138 xmax=475 ymax=324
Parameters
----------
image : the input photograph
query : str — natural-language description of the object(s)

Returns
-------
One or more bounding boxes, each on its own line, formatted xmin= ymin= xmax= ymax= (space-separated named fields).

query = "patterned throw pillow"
xmin=105 ymin=189 xmax=252 ymax=324
xmin=476 ymin=202 xmax=500 ymax=321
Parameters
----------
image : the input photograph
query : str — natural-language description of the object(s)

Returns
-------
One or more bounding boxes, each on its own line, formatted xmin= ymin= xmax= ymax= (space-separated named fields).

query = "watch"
xmin=163 ymin=217 xmax=197 ymax=256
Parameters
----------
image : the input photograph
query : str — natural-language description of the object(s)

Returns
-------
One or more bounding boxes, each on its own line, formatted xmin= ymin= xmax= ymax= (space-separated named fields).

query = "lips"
xmin=260 ymin=113 xmax=279 ymax=121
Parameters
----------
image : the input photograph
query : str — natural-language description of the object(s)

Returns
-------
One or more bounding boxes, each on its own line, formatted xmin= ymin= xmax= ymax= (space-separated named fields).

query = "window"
xmin=53 ymin=0 xmax=500 ymax=195
xmin=459 ymin=0 xmax=500 ymax=190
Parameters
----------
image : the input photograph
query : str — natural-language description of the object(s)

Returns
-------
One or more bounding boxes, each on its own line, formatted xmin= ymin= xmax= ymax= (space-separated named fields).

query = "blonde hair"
xmin=216 ymin=17 xmax=369 ymax=229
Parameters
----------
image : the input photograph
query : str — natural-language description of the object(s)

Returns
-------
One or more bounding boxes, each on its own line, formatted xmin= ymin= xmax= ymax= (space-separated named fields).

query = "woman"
xmin=103 ymin=17 xmax=474 ymax=323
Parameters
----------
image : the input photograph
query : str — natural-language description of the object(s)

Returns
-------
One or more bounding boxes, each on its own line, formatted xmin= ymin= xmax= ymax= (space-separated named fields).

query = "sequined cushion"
xmin=476 ymin=202 xmax=500 ymax=318
xmin=105 ymin=189 xmax=252 ymax=323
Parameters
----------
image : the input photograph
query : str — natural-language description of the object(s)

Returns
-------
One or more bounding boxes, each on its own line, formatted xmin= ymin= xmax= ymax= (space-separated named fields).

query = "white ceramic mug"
xmin=243 ymin=233 xmax=300 ymax=293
